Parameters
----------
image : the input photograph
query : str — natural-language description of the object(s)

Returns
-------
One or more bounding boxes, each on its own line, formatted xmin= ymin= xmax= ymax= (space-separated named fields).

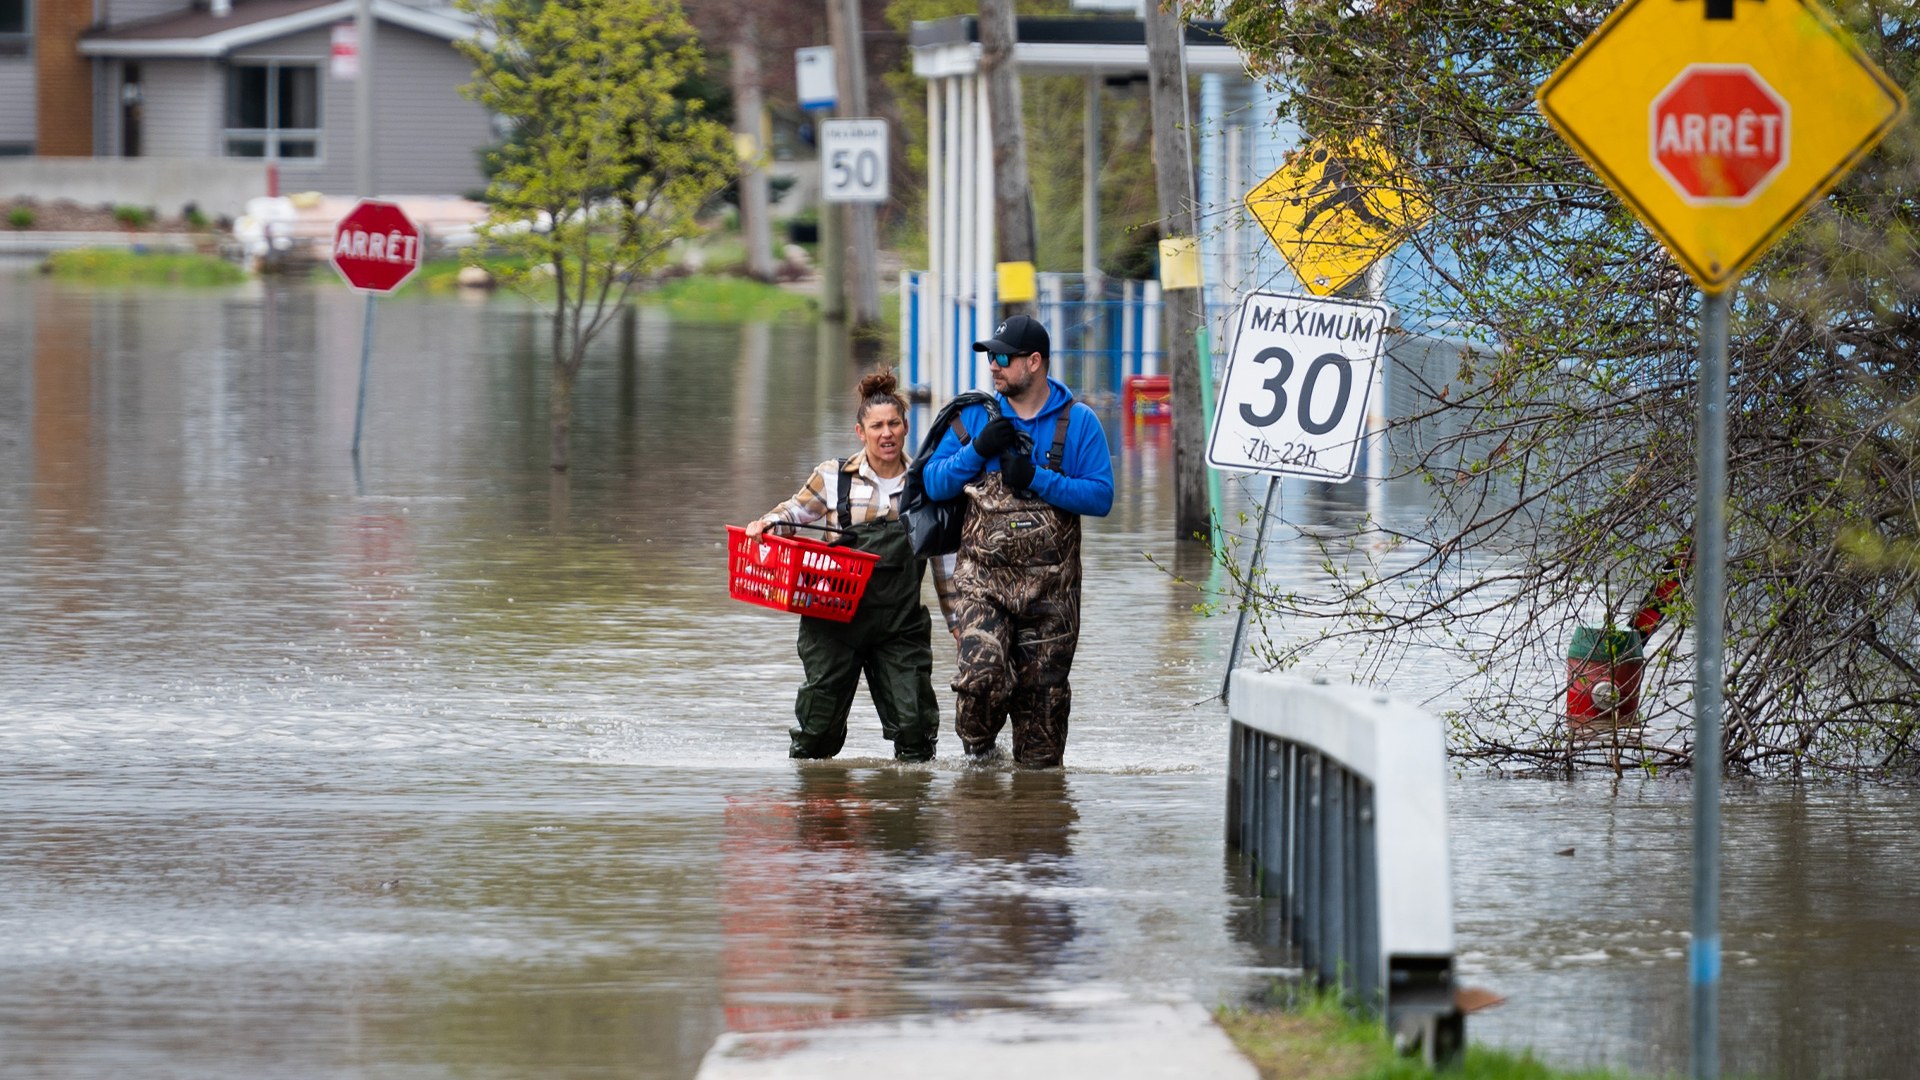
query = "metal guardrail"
xmin=1227 ymin=671 xmax=1462 ymax=1063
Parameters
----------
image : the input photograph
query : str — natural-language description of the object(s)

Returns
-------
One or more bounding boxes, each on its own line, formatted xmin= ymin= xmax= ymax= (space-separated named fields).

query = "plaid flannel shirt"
xmin=761 ymin=450 xmax=959 ymax=630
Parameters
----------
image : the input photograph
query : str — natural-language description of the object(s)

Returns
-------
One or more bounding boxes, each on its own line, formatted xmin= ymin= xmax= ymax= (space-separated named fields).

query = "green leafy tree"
xmin=460 ymin=0 xmax=734 ymax=471
xmin=1209 ymin=0 xmax=1920 ymax=778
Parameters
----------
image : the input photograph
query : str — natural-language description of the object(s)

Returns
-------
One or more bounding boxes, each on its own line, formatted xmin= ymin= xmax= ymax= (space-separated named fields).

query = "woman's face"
xmin=856 ymin=403 xmax=907 ymax=467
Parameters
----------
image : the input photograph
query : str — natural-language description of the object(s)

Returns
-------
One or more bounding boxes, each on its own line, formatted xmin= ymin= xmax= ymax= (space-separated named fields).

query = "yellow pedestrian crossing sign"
xmin=1245 ymin=135 xmax=1430 ymax=297
xmin=1536 ymin=0 xmax=1905 ymax=291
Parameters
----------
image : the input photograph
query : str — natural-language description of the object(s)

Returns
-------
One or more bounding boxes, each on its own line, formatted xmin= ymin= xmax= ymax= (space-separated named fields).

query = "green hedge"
xmin=42 ymin=249 xmax=245 ymax=286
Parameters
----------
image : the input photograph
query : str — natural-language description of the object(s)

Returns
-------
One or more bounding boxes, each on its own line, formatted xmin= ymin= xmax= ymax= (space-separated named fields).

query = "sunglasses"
xmin=988 ymin=352 xmax=1025 ymax=368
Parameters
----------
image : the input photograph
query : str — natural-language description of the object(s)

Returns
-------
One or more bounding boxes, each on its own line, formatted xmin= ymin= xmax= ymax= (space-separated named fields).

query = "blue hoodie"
xmin=923 ymin=378 xmax=1115 ymax=517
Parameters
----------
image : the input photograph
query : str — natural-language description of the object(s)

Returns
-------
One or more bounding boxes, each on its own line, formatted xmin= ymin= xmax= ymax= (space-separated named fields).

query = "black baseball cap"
xmin=973 ymin=314 xmax=1050 ymax=360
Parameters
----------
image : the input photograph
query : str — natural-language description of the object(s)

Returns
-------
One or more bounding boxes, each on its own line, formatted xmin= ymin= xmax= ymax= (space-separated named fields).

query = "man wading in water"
xmin=746 ymin=370 xmax=954 ymax=762
xmin=923 ymin=315 xmax=1114 ymax=767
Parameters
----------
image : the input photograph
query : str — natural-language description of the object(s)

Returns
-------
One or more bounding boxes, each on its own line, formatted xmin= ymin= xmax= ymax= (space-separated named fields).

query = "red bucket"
xmin=1123 ymin=374 xmax=1172 ymax=421
xmin=726 ymin=526 xmax=880 ymax=623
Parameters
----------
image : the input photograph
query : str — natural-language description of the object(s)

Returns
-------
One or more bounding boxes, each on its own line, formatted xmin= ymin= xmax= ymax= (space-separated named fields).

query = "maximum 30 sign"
xmin=1207 ymin=292 xmax=1390 ymax=482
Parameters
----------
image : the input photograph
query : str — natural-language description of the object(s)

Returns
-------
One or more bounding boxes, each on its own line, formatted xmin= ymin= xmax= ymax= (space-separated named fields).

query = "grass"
xmin=1216 ymin=990 xmax=1633 ymax=1080
xmin=686 ymin=231 xmax=746 ymax=273
xmin=42 ymin=248 xmax=246 ymax=286
xmin=638 ymin=274 xmax=813 ymax=321
xmin=403 ymin=259 xmax=811 ymax=321
xmin=403 ymin=254 xmax=537 ymax=293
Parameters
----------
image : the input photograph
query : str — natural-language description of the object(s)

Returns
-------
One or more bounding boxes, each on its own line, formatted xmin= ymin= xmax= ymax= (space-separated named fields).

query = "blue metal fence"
xmin=899 ymin=271 xmax=1166 ymax=407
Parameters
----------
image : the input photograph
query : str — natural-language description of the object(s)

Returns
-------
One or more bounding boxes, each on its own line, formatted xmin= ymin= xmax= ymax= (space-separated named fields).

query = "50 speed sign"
xmin=1207 ymin=292 xmax=1390 ymax=482
xmin=820 ymin=118 xmax=889 ymax=203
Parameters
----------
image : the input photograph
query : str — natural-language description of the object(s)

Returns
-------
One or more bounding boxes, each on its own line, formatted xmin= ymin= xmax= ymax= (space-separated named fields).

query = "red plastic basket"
xmin=726 ymin=525 xmax=880 ymax=623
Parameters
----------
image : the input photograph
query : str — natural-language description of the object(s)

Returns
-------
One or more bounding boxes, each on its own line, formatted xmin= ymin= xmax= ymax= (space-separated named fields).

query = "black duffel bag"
xmin=899 ymin=391 xmax=1033 ymax=558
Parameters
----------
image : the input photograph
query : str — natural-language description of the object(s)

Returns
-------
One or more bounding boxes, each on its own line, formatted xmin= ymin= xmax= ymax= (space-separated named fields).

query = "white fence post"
xmin=1142 ymin=280 xmax=1162 ymax=377
xmin=900 ymin=271 xmax=914 ymax=389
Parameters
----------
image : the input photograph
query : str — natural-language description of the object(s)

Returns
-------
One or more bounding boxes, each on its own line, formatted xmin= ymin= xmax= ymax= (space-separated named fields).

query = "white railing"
xmin=1227 ymin=671 xmax=1461 ymax=1061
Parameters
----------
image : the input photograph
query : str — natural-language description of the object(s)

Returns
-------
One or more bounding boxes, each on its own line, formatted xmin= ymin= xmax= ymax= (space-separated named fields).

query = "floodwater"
xmin=0 ymin=274 xmax=1915 ymax=1079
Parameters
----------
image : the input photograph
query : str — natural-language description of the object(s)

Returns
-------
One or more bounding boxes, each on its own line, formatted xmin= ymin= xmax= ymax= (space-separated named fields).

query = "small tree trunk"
xmin=980 ymin=0 xmax=1036 ymax=318
xmin=1145 ymin=0 xmax=1209 ymax=543
xmin=550 ymin=258 xmax=573 ymax=472
xmin=550 ymin=359 xmax=575 ymax=472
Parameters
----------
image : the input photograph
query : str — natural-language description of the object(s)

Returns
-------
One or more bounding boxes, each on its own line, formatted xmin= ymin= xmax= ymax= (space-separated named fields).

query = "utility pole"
xmin=1144 ymin=1 xmax=1209 ymax=543
xmin=732 ymin=16 xmax=775 ymax=282
xmin=818 ymin=4 xmax=847 ymax=321
xmin=980 ymin=0 xmax=1035 ymax=317
xmin=828 ymin=0 xmax=881 ymax=327
xmin=816 ymin=103 xmax=844 ymax=320
xmin=353 ymin=0 xmax=374 ymax=198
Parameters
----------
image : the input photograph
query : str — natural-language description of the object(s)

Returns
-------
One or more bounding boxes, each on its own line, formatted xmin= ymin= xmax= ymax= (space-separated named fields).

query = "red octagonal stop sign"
xmin=1650 ymin=64 xmax=1791 ymax=206
xmin=331 ymin=199 xmax=423 ymax=293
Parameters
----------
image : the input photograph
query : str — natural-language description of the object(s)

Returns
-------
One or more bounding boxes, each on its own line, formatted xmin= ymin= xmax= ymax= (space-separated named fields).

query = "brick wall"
xmin=35 ymin=0 xmax=93 ymax=155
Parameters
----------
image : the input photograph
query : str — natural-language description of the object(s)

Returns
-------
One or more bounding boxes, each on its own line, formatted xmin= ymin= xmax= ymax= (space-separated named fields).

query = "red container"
xmin=1123 ymin=374 xmax=1172 ymax=421
xmin=726 ymin=526 xmax=880 ymax=623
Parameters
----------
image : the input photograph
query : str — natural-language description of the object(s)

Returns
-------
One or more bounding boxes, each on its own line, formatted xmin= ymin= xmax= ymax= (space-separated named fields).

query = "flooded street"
xmin=1 ymin=276 xmax=1917 ymax=1079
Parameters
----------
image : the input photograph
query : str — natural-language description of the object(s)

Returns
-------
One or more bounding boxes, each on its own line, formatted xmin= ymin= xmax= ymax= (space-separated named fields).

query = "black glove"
xmin=970 ymin=416 xmax=1018 ymax=459
xmin=1000 ymin=452 xmax=1036 ymax=491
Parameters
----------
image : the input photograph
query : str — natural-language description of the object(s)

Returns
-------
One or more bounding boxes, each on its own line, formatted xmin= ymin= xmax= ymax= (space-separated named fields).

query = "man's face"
xmin=992 ymin=351 xmax=1043 ymax=395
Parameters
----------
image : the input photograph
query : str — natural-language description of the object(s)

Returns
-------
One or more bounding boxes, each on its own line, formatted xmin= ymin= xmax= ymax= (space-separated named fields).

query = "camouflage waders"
xmin=951 ymin=414 xmax=1080 ymax=768
xmin=791 ymin=470 xmax=940 ymax=762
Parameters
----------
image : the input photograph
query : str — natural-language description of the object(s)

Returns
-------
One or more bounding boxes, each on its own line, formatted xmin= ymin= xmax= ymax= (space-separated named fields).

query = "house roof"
xmin=80 ymin=0 xmax=478 ymax=57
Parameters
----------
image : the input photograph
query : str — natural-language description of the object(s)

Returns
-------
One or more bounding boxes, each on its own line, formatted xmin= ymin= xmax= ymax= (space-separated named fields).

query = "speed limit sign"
xmin=1206 ymin=291 xmax=1390 ymax=482
xmin=820 ymin=118 xmax=889 ymax=203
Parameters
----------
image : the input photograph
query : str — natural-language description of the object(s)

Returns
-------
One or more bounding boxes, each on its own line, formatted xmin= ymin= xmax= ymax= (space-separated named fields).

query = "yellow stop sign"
xmin=1536 ymin=0 xmax=1905 ymax=291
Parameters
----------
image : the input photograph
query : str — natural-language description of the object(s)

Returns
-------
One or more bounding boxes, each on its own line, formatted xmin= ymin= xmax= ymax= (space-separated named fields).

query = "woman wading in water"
xmin=745 ymin=370 xmax=955 ymax=761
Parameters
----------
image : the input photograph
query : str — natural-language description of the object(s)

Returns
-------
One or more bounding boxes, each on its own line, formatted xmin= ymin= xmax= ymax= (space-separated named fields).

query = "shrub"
xmin=7 ymin=205 xmax=33 ymax=229
xmin=112 ymin=205 xmax=153 ymax=229
xmin=43 ymin=249 xmax=246 ymax=285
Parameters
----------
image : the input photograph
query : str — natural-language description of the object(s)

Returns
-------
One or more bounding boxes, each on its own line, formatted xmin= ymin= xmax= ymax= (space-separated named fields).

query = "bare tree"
xmin=1207 ymin=0 xmax=1920 ymax=778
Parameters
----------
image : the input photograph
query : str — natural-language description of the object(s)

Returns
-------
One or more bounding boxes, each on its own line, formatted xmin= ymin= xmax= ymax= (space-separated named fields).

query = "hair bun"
xmin=857 ymin=368 xmax=899 ymax=399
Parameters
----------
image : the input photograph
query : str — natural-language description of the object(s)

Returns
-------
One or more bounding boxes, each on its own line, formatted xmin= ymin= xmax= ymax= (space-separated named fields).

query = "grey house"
xmin=75 ymin=0 xmax=494 ymax=196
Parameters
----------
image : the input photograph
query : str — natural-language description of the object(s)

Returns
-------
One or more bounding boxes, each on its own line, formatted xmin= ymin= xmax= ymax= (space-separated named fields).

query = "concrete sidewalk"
xmin=696 ymin=1002 xmax=1262 ymax=1080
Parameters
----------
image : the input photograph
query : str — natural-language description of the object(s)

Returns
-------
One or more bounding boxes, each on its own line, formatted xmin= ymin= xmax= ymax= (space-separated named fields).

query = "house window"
xmin=225 ymin=63 xmax=321 ymax=160
xmin=0 ymin=0 xmax=30 ymax=56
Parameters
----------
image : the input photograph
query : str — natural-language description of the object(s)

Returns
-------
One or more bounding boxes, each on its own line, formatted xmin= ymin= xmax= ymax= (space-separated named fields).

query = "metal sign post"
xmin=1691 ymin=286 xmax=1729 ymax=1080
xmin=1211 ymin=291 xmax=1393 ymax=699
xmin=1221 ymin=141 xmax=1425 ymax=697
xmin=352 ymin=294 xmax=376 ymax=457
xmin=1221 ymin=473 xmax=1280 ymax=697
xmin=1537 ymin=1 xmax=1905 ymax=1075
xmin=329 ymin=199 xmax=424 ymax=459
